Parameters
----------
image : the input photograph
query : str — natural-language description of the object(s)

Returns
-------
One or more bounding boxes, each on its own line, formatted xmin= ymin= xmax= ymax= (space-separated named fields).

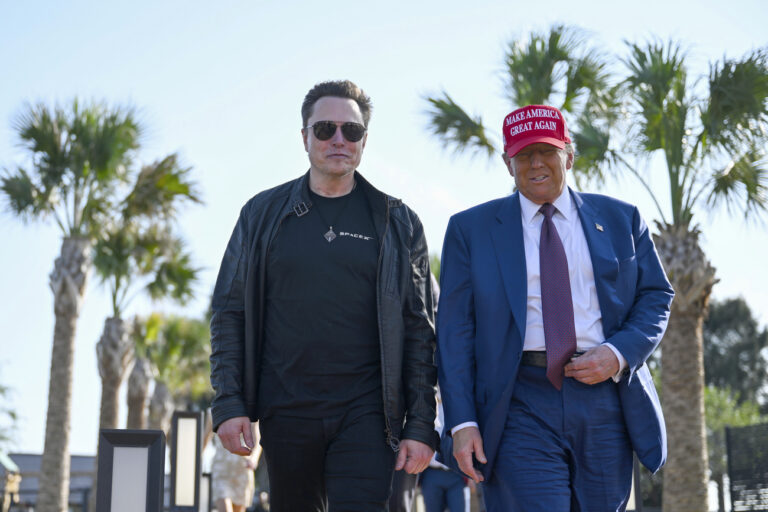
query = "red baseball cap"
xmin=502 ymin=105 xmax=571 ymax=157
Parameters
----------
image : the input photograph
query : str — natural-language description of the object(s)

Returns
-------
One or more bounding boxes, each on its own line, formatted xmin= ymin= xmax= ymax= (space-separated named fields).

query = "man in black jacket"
xmin=209 ymin=79 xmax=438 ymax=512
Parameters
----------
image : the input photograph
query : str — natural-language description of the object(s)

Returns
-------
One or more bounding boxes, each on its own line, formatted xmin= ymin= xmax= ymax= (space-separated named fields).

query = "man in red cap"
xmin=436 ymin=105 xmax=674 ymax=511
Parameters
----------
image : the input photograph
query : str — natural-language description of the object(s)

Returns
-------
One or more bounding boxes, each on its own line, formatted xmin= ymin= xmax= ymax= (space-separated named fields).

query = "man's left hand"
xmin=564 ymin=345 xmax=619 ymax=385
xmin=394 ymin=439 xmax=434 ymax=474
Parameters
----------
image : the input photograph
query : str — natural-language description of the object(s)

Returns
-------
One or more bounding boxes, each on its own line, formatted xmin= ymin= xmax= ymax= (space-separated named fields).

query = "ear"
xmin=565 ymin=149 xmax=574 ymax=170
xmin=502 ymin=153 xmax=515 ymax=177
xmin=361 ymin=131 xmax=368 ymax=150
xmin=302 ymin=128 xmax=309 ymax=152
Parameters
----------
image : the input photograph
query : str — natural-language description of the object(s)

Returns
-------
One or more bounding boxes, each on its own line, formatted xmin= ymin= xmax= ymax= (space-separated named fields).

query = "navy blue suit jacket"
xmin=436 ymin=189 xmax=674 ymax=480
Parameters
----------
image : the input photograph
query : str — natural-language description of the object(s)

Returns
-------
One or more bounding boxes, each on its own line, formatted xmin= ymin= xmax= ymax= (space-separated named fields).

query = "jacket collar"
xmin=283 ymin=170 xmax=401 ymax=241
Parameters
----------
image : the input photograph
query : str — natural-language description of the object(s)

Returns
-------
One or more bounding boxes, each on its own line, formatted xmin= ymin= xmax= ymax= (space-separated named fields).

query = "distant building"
xmin=1 ymin=453 xmax=94 ymax=512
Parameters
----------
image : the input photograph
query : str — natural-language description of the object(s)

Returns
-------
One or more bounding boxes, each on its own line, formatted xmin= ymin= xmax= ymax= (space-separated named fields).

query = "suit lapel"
xmin=490 ymin=193 xmax=527 ymax=342
xmin=572 ymin=190 xmax=611 ymax=257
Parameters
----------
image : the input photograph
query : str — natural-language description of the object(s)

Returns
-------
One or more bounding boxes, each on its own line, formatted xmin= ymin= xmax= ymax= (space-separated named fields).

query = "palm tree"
xmin=1 ymin=100 xmax=140 ymax=512
xmin=129 ymin=313 xmax=212 ymax=436
xmin=88 ymin=156 xmax=199 ymax=511
xmin=622 ymin=41 xmax=768 ymax=511
xmin=93 ymin=154 xmax=199 ymax=433
xmin=425 ymin=27 xmax=768 ymax=509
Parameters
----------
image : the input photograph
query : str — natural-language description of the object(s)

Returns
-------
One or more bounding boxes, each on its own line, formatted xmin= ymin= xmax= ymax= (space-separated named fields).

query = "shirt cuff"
xmin=451 ymin=421 xmax=479 ymax=436
xmin=604 ymin=343 xmax=627 ymax=383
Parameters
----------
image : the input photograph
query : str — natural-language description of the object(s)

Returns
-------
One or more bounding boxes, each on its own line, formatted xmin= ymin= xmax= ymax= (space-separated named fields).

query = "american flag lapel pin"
xmin=595 ymin=223 xmax=604 ymax=232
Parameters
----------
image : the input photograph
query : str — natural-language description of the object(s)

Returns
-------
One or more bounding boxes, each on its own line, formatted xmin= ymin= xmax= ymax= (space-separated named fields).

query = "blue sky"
xmin=1 ymin=1 xmax=766 ymax=456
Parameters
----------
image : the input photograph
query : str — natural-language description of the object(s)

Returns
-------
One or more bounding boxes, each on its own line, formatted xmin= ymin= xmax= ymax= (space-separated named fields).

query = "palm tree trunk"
xmin=96 ymin=316 xmax=134 ymax=428
xmin=89 ymin=316 xmax=133 ymax=512
xmin=126 ymin=356 xmax=153 ymax=429
xmin=148 ymin=381 xmax=174 ymax=437
xmin=654 ymin=223 xmax=716 ymax=512
xmin=37 ymin=236 xmax=90 ymax=512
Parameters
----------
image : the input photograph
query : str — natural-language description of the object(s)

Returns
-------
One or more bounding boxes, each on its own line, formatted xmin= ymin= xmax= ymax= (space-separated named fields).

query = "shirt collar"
xmin=519 ymin=187 xmax=574 ymax=225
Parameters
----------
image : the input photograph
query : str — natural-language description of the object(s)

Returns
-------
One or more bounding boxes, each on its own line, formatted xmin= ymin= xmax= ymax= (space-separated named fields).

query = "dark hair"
xmin=301 ymin=80 xmax=373 ymax=128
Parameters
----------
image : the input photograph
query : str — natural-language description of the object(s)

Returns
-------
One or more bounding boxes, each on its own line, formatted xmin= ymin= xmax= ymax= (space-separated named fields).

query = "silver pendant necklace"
xmin=313 ymin=181 xmax=356 ymax=243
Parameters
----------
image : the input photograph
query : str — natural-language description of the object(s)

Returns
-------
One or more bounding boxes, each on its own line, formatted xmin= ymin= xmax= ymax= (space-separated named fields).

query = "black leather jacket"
xmin=210 ymin=171 xmax=438 ymax=451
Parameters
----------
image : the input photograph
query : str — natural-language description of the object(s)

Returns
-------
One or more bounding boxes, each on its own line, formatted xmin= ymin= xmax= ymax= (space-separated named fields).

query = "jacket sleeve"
xmin=400 ymin=212 xmax=439 ymax=450
xmin=209 ymin=205 xmax=251 ymax=431
xmin=604 ymin=206 xmax=674 ymax=374
xmin=435 ymin=215 xmax=478 ymax=432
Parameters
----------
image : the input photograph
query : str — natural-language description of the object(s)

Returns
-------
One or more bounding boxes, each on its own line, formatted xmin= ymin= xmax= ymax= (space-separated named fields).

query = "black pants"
xmin=259 ymin=407 xmax=396 ymax=512
xmin=388 ymin=470 xmax=419 ymax=512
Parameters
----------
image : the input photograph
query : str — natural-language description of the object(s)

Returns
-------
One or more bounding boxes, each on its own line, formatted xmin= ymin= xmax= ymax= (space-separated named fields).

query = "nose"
xmin=330 ymin=124 xmax=345 ymax=145
xmin=530 ymin=150 xmax=544 ymax=167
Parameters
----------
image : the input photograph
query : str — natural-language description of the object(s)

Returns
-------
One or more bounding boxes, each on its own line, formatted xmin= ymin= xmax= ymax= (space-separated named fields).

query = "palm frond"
xmin=68 ymin=100 xmax=140 ymax=183
xmin=567 ymin=81 xmax=626 ymax=187
xmin=571 ymin=118 xmax=613 ymax=186
xmin=122 ymin=154 xmax=201 ymax=220
xmin=145 ymin=238 xmax=199 ymax=304
xmin=0 ymin=167 xmax=54 ymax=220
xmin=708 ymin=148 xmax=768 ymax=220
xmin=13 ymin=102 xmax=70 ymax=193
xmin=505 ymin=24 xmax=610 ymax=115
xmin=584 ymin=81 xmax=625 ymax=127
xmin=81 ymin=189 xmax=118 ymax=238
xmin=92 ymin=224 xmax=136 ymax=285
xmin=93 ymin=220 xmax=198 ymax=313
xmin=563 ymin=51 xmax=611 ymax=113
xmin=133 ymin=225 xmax=167 ymax=274
xmin=703 ymin=48 xmax=768 ymax=152
xmin=623 ymin=39 xmax=688 ymax=157
xmin=424 ymin=92 xmax=496 ymax=158
xmin=504 ymin=25 xmax=575 ymax=106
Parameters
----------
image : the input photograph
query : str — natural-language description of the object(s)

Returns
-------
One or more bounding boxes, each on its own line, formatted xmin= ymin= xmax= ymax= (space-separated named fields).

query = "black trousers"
xmin=388 ymin=470 xmax=419 ymax=512
xmin=259 ymin=406 xmax=396 ymax=512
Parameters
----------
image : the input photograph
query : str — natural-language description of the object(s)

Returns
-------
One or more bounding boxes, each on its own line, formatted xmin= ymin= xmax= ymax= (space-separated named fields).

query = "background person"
xmin=211 ymin=422 xmax=261 ymax=512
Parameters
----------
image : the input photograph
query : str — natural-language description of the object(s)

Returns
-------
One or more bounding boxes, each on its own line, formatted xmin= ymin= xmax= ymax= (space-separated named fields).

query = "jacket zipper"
xmin=256 ymin=205 xmax=299 ymax=403
xmin=377 ymin=198 xmax=399 ymax=452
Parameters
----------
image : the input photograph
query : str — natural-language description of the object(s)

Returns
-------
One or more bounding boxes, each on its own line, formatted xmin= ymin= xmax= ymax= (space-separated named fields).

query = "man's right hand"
xmin=217 ymin=416 xmax=254 ymax=456
xmin=453 ymin=426 xmax=486 ymax=483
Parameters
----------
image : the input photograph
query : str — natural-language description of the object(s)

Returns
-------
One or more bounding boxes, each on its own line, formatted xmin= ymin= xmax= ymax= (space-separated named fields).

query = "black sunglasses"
xmin=307 ymin=121 xmax=367 ymax=142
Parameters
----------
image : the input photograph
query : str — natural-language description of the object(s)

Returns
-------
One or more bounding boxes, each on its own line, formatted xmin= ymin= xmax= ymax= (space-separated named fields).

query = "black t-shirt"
xmin=258 ymin=183 xmax=382 ymax=418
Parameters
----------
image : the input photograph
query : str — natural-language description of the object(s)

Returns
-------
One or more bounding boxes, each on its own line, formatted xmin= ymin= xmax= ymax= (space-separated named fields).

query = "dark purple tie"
xmin=539 ymin=203 xmax=577 ymax=390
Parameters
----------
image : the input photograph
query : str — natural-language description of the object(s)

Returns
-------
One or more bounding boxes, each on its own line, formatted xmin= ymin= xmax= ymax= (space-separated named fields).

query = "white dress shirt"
xmin=429 ymin=390 xmax=450 ymax=469
xmin=519 ymin=188 xmax=608 ymax=352
xmin=451 ymin=188 xmax=626 ymax=436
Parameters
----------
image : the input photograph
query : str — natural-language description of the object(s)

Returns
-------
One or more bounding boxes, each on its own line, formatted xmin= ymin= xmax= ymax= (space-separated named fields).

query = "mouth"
xmin=531 ymin=174 xmax=549 ymax=183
